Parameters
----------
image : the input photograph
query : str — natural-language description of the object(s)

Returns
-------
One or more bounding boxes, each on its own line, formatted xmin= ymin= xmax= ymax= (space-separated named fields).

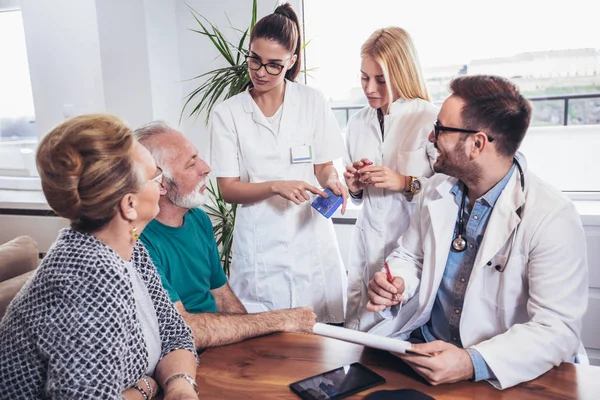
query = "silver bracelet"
xmin=165 ymin=373 xmax=198 ymax=395
xmin=133 ymin=384 xmax=149 ymax=400
xmin=140 ymin=376 xmax=154 ymax=398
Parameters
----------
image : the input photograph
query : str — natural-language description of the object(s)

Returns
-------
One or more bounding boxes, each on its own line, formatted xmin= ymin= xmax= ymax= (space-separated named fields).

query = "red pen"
xmin=384 ymin=262 xmax=399 ymax=301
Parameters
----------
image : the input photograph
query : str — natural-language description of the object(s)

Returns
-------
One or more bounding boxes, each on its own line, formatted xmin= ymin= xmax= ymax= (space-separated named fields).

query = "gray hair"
xmin=134 ymin=121 xmax=175 ymax=173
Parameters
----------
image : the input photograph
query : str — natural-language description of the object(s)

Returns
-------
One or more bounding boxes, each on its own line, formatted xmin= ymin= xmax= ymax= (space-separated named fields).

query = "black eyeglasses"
xmin=433 ymin=120 xmax=494 ymax=142
xmin=246 ymin=56 xmax=287 ymax=76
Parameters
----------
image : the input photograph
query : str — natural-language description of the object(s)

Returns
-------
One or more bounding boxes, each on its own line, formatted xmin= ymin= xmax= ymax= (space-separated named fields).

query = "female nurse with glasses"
xmin=210 ymin=3 xmax=348 ymax=324
xmin=343 ymin=27 xmax=439 ymax=331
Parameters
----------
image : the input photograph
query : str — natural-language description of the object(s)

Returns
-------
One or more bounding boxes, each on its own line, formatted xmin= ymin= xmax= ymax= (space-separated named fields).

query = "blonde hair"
xmin=361 ymin=27 xmax=431 ymax=110
xmin=36 ymin=114 xmax=142 ymax=233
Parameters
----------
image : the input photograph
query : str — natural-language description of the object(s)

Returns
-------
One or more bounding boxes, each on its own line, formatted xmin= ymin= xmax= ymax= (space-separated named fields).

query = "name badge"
xmin=291 ymin=145 xmax=313 ymax=164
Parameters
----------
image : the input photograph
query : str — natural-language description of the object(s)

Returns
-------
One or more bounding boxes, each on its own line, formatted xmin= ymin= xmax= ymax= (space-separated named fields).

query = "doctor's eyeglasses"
xmin=246 ymin=56 xmax=287 ymax=76
xmin=433 ymin=120 xmax=495 ymax=142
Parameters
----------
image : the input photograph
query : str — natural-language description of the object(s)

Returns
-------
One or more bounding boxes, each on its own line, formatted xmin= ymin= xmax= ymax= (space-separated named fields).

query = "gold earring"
xmin=131 ymin=226 xmax=139 ymax=240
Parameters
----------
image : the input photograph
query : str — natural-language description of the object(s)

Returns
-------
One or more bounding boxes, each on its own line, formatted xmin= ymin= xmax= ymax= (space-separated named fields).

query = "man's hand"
xmin=272 ymin=180 xmax=327 ymax=205
xmin=343 ymin=159 xmax=371 ymax=194
xmin=358 ymin=165 xmax=405 ymax=192
xmin=394 ymin=341 xmax=474 ymax=385
xmin=279 ymin=307 xmax=317 ymax=334
xmin=366 ymin=271 xmax=404 ymax=312
xmin=324 ymin=178 xmax=349 ymax=214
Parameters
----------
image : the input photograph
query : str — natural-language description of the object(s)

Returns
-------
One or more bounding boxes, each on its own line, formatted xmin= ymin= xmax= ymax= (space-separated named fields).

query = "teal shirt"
xmin=140 ymin=208 xmax=227 ymax=314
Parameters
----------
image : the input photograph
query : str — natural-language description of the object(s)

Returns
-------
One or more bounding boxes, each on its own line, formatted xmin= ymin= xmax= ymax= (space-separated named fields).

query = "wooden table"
xmin=196 ymin=333 xmax=600 ymax=399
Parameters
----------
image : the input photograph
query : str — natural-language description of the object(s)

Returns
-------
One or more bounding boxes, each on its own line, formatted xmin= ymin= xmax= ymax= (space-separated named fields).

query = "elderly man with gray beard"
xmin=135 ymin=122 xmax=316 ymax=350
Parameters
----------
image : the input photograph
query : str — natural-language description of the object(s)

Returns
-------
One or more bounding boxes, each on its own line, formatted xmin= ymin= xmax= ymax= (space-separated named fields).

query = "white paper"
xmin=313 ymin=323 xmax=412 ymax=354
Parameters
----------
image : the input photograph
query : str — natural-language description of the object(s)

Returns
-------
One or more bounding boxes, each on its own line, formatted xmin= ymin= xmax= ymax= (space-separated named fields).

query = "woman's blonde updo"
xmin=36 ymin=114 xmax=142 ymax=233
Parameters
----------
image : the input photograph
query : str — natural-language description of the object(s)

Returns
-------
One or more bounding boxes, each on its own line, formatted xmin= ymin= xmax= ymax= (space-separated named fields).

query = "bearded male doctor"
xmin=366 ymin=75 xmax=588 ymax=389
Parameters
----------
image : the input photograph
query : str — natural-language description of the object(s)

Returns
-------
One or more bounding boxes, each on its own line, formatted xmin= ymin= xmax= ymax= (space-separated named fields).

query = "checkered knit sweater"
xmin=0 ymin=229 xmax=196 ymax=400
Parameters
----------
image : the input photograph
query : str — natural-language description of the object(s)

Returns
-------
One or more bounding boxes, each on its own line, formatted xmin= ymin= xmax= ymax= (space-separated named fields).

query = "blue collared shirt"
xmin=420 ymin=164 xmax=516 ymax=381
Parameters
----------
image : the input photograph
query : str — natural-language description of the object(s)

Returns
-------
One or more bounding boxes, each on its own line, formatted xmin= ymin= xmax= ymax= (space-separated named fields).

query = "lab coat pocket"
xmin=482 ymin=253 xmax=528 ymax=310
xmin=396 ymin=147 xmax=432 ymax=177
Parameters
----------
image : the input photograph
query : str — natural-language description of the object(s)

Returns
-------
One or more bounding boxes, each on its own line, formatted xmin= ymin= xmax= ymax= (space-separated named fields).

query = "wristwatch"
xmin=165 ymin=373 xmax=199 ymax=395
xmin=405 ymin=176 xmax=422 ymax=195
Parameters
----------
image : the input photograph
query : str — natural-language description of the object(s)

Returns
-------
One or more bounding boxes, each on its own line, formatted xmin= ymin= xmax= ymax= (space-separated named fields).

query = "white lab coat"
xmin=369 ymin=163 xmax=589 ymax=389
xmin=210 ymin=80 xmax=347 ymax=323
xmin=344 ymin=98 xmax=438 ymax=331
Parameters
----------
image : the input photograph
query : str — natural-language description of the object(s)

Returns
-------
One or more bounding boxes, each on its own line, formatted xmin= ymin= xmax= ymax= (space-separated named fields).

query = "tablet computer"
xmin=290 ymin=362 xmax=385 ymax=400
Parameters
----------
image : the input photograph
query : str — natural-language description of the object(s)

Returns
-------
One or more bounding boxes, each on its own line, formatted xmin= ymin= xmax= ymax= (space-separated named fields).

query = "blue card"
xmin=311 ymin=188 xmax=343 ymax=218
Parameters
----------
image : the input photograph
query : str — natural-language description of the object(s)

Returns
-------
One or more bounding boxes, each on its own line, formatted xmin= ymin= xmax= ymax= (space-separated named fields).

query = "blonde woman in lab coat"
xmin=210 ymin=3 xmax=348 ymax=323
xmin=344 ymin=27 xmax=438 ymax=331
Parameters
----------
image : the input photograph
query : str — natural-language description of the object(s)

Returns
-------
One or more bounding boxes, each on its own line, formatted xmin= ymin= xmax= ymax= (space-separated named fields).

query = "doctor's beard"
xmin=167 ymin=178 xmax=207 ymax=209
xmin=434 ymin=139 xmax=483 ymax=186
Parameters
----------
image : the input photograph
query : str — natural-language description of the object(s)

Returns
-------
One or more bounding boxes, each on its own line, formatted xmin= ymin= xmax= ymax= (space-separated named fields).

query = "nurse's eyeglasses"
xmin=246 ymin=56 xmax=287 ymax=76
xmin=433 ymin=120 xmax=495 ymax=142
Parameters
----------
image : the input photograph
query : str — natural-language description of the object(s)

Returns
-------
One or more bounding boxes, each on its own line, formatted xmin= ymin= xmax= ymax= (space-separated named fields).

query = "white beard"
xmin=168 ymin=180 xmax=207 ymax=209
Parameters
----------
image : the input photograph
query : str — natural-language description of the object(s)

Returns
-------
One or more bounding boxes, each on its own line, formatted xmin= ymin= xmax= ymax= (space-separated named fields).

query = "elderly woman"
xmin=0 ymin=115 xmax=198 ymax=400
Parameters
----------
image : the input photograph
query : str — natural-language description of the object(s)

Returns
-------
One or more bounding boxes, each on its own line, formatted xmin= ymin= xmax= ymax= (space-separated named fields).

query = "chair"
xmin=0 ymin=236 xmax=38 ymax=319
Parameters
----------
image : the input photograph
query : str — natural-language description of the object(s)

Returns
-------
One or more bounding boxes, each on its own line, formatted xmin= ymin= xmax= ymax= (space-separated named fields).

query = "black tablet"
xmin=290 ymin=362 xmax=386 ymax=400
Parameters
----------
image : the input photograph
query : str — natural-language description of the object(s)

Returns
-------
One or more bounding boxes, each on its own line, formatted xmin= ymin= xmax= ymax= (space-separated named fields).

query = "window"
xmin=0 ymin=9 xmax=37 ymax=178
xmin=303 ymin=0 xmax=600 ymax=192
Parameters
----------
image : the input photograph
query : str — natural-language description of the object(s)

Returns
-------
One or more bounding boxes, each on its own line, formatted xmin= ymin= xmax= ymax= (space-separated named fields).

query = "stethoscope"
xmin=451 ymin=158 xmax=525 ymax=255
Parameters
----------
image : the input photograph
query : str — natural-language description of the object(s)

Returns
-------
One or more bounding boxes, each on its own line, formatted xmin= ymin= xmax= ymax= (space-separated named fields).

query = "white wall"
xmin=520 ymin=125 xmax=600 ymax=191
xmin=20 ymin=0 xmax=106 ymax=140
xmin=95 ymin=0 xmax=155 ymax=128
xmin=144 ymin=0 xmax=183 ymax=127
xmin=0 ymin=0 xmax=19 ymax=11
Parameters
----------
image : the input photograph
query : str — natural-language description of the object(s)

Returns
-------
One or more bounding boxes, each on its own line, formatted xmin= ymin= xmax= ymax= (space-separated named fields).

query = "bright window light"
xmin=0 ymin=9 xmax=37 ymax=177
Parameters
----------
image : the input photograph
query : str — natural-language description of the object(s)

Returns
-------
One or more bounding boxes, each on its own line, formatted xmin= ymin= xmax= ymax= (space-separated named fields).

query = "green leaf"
xmin=250 ymin=0 xmax=257 ymax=31
xmin=190 ymin=11 xmax=234 ymax=65
xmin=236 ymin=28 xmax=249 ymax=65
xmin=202 ymin=179 xmax=237 ymax=276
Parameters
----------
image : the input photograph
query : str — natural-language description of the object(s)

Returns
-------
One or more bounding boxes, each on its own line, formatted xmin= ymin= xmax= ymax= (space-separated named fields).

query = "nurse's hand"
xmin=343 ymin=159 xmax=371 ymax=194
xmin=272 ymin=180 xmax=326 ymax=205
xmin=366 ymin=271 xmax=404 ymax=312
xmin=324 ymin=179 xmax=349 ymax=215
xmin=280 ymin=307 xmax=317 ymax=334
xmin=358 ymin=165 xmax=405 ymax=192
